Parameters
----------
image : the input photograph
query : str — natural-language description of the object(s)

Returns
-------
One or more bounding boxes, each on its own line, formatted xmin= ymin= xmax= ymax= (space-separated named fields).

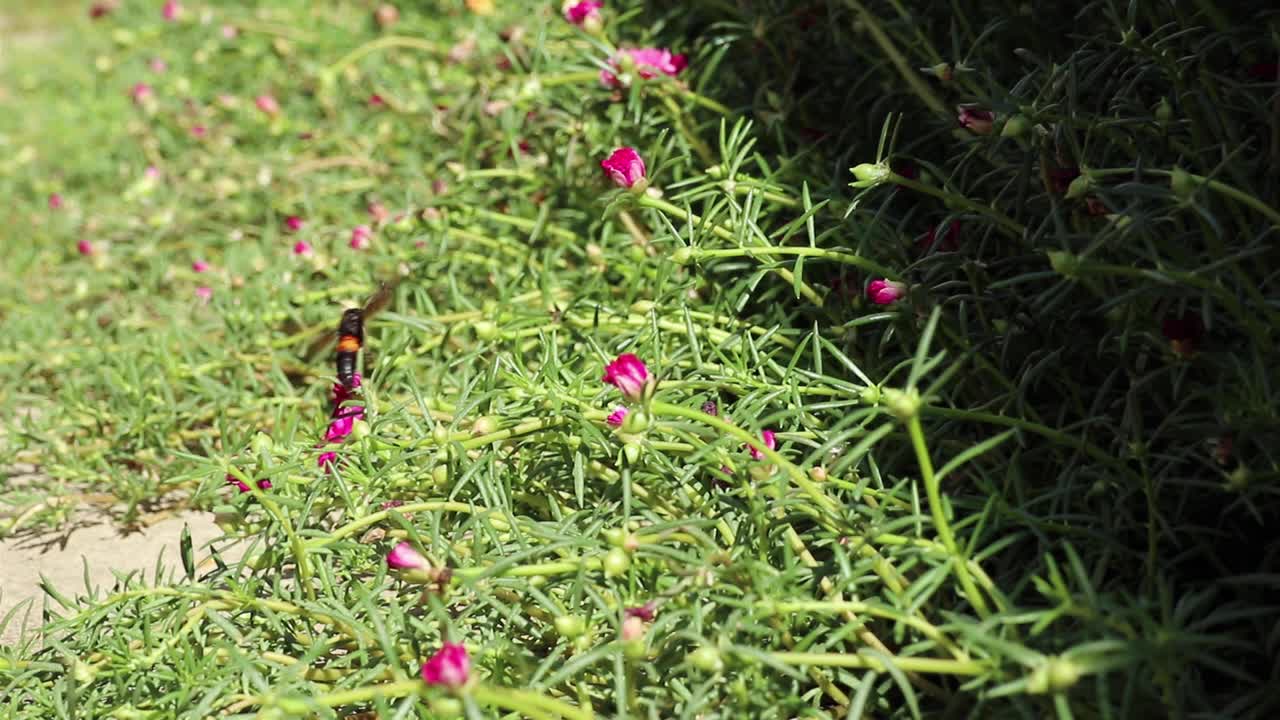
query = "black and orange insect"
xmin=306 ymin=279 xmax=399 ymax=389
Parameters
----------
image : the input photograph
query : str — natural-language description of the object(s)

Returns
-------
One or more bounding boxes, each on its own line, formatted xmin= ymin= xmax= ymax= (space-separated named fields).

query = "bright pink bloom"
xmin=331 ymin=373 xmax=362 ymax=408
xmin=867 ymin=279 xmax=907 ymax=305
xmin=292 ymin=240 xmax=313 ymax=257
xmin=285 ymin=215 xmax=304 ymax=232
xmin=192 ymin=260 xmax=210 ymax=273
xmin=387 ymin=541 xmax=429 ymax=571
xmin=600 ymin=47 xmax=687 ymax=88
xmin=369 ymin=93 xmax=386 ymax=108
xmin=420 ymin=643 xmax=470 ymax=689
xmin=317 ymin=451 xmax=338 ymax=470
xmin=325 ymin=406 xmax=365 ymax=442
xmin=130 ymin=83 xmax=153 ymax=105
xmin=606 ymin=407 xmax=629 ymax=427
xmin=255 ymin=94 xmax=280 ymax=116
xmin=162 ymin=0 xmax=181 ymax=21
xmin=564 ymin=0 xmax=603 ymax=25
xmin=350 ymin=225 xmax=373 ymax=250
xmin=48 ymin=193 xmax=64 ymax=210
xmin=195 ymin=286 xmax=213 ymax=304
xmin=748 ymin=429 xmax=777 ymax=461
xmin=602 ymin=353 xmax=650 ymax=402
xmin=957 ymin=106 xmax=995 ymax=135
xmin=600 ymin=147 xmax=646 ymax=189
xmin=77 ymin=240 xmax=94 ymax=256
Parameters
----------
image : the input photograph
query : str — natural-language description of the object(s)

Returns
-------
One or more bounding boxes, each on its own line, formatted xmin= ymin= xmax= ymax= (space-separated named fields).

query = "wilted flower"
xmin=255 ymin=94 xmax=280 ymax=116
xmin=77 ymin=240 xmax=94 ymax=256
xmin=867 ymin=279 xmax=907 ymax=305
xmin=285 ymin=215 xmax=304 ymax=232
xmin=606 ymin=406 xmax=629 ymax=427
xmin=1162 ymin=312 xmax=1204 ymax=358
xmin=600 ymin=147 xmax=647 ymax=190
xmin=624 ymin=601 xmax=657 ymax=621
xmin=317 ymin=451 xmax=338 ymax=470
xmin=919 ymin=221 xmax=960 ymax=253
xmin=162 ymin=0 xmax=182 ymax=21
xmin=292 ymin=240 xmax=313 ymax=257
xmin=701 ymin=400 xmax=718 ymax=416
xmin=602 ymin=353 xmax=650 ymax=402
xmin=600 ymin=47 xmax=687 ymax=88
xmin=225 ymin=474 xmax=271 ymax=493
xmin=957 ymin=106 xmax=995 ymax=135
xmin=421 ymin=643 xmax=471 ymax=690
xmin=195 ymin=286 xmax=212 ymax=304
xmin=350 ymin=224 xmax=373 ymax=249
xmin=89 ymin=1 xmax=117 ymax=19
xmin=325 ymin=406 xmax=365 ymax=442
xmin=192 ymin=260 xmax=210 ymax=273
xmin=564 ymin=0 xmax=603 ymax=26
xmin=748 ymin=429 xmax=777 ymax=461
xmin=387 ymin=541 xmax=430 ymax=571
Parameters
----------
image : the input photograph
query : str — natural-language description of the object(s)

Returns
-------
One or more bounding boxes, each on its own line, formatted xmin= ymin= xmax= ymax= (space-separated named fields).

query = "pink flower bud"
xmin=292 ymin=240 xmax=313 ymax=257
xmin=387 ymin=541 xmax=429 ymax=571
xmin=349 ymin=225 xmax=373 ymax=250
xmin=195 ymin=286 xmax=213 ymax=304
xmin=145 ymin=165 xmax=161 ymax=180
xmin=602 ymin=353 xmax=650 ymax=402
xmin=748 ymin=429 xmax=777 ymax=461
xmin=563 ymin=0 xmax=603 ymax=25
xmin=606 ymin=406 xmax=629 ymax=427
xmin=149 ymin=58 xmax=167 ymax=73
xmin=130 ymin=83 xmax=154 ymax=105
xmin=317 ymin=451 xmax=338 ymax=470
xmin=48 ymin=193 xmax=64 ymax=210
xmin=190 ymin=125 xmax=207 ymax=139
xmin=420 ymin=642 xmax=470 ymax=690
xmin=225 ymin=474 xmax=271 ymax=493
xmin=621 ymin=615 xmax=646 ymax=641
xmin=600 ymin=147 xmax=647 ymax=189
xmin=192 ymin=260 xmax=210 ymax=273
xmin=375 ymin=3 xmax=400 ymax=28
xmin=89 ymin=2 xmax=117 ymax=19
xmin=957 ymin=106 xmax=995 ymax=135
xmin=255 ymin=94 xmax=280 ymax=116
xmin=162 ymin=0 xmax=182 ymax=22
xmin=867 ymin=279 xmax=907 ymax=305
xmin=284 ymin=215 xmax=304 ymax=232
xmin=77 ymin=240 xmax=94 ymax=256
xmin=221 ymin=24 xmax=238 ymax=40
xmin=369 ymin=93 xmax=386 ymax=108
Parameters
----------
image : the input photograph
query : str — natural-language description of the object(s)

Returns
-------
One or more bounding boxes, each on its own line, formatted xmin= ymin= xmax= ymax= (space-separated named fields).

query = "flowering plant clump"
xmin=4 ymin=2 xmax=1277 ymax=719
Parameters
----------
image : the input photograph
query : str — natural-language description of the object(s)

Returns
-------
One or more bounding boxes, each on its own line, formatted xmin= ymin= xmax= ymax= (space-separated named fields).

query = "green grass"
xmin=1 ymin=1 xmax=1278 ymax=718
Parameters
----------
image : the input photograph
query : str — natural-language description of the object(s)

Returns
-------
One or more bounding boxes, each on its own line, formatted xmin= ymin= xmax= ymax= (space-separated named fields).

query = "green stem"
xmin=681 ymin=245 xmax=898 ymax=280
xmin=472 ymin=683 xmax=595 ymax=719
xmin=1091 ymin=167 xmax=1280 ymax=228
xmin=227 ymin=467 xmax=313 ymax=599
xmin=765 ymin=651 xmax=986 ymax=676
xmin=324 ymin=36 xmax=441 ymax=77
xmin=537 ymin=70 xmax=602 ymax=88
xmin=845 ymin=2 xmax=949 ymax=117
xmin=906 ymin=415 xmax=990 ymax=618
xmin=888 ymin=174 xmax=1027 ymax=238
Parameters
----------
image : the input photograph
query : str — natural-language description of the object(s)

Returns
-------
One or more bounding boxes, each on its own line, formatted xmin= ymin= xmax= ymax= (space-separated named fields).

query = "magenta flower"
xmin=387 ymin=541 xmax=430 ymax=571
xmin=255 ymin=94 xmax=280 ymax=117
xmin=606 ymin=406 xmax=629 ymax=427
xmin=192 ymin=260 xmax=210 ymax=273
xmin=421 ymin=643 xmax=470 ymax=690
xmin=957 ymin=106 xmax=995 ymax=135
xmin=748 ymin=429 xmax=777 ymax=461
xmin=331 ymin=373 xmax=362 ymax=409
xmin=162 ymin=0 xmax=182 ymax=21
xmin=292 ymin=240 xmax=313 ymax=257
xmin=624 ymin=601 xmax=657 ymax=621
xmin=600 ymin=47 xmax=687 ymax=88
xmin=350 ymin=225 xmax=373 ymax=250
xmin=600 ymin=147 xmax=647 ymax=190
xmin=48 ymin=193 xmax=64 ymax=210
xmin=77 ymin=240 xmax=94 ymax=256
xmin=602 ymin=353 xmax=650 ymax=402
xmin=285 ymin=215 xmax=304 ymax=233
xmin=225 ymin=474 xmax=271 ymax=493
xmin=867 ymin=279 xmax=907 ymax=305
xmin=325 ymin=406 xmax=365 ymax=442
xmin=369 ymin=93 xmax=386 ymax=108
xmin=130 ymin=83 xmax=154 ymax=105
xmin=317 ymin=451 xmax=338 ymax=470
xmin=564 ymin=0 xmax=603 ymax=25
xmin=190 ymin=125 xmax=207 ymax=139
